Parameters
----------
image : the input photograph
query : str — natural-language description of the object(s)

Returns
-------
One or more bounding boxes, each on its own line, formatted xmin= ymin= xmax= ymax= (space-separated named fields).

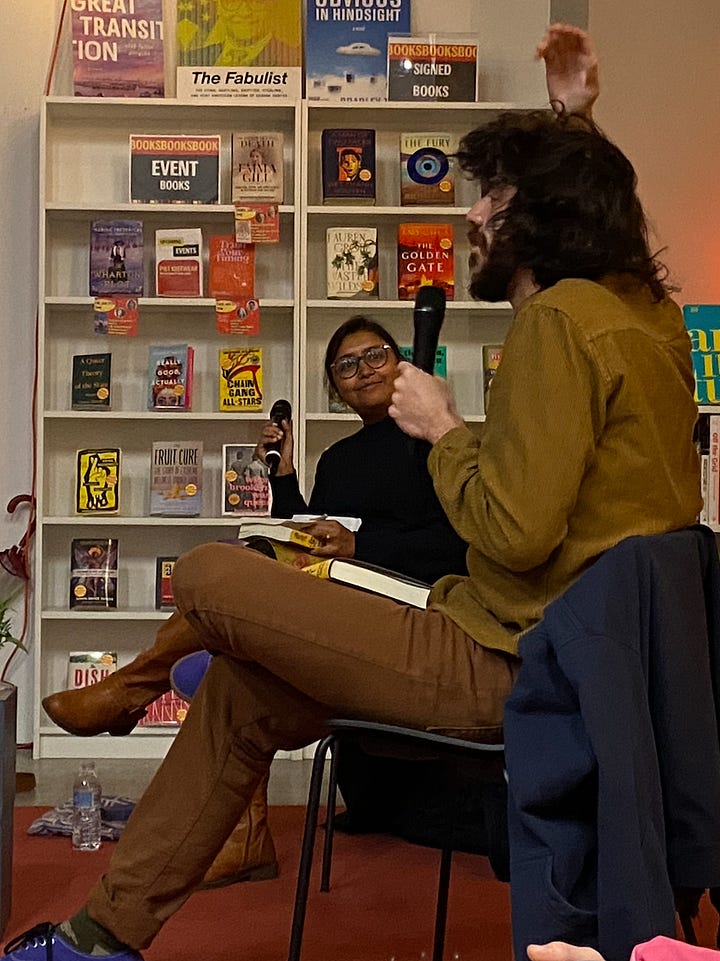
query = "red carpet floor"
xmin=6 ymin=806 xmax=513 ymax=961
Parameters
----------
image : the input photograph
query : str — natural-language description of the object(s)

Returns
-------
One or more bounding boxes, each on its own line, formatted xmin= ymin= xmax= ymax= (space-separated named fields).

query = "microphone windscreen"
xmin=269 ymin=398 xmax=292 ymax=425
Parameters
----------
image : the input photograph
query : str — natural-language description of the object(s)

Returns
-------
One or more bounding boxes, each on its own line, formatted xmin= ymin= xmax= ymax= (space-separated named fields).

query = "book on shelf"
xmin=75 ymin=448 xmax=120 ymax=515
xmin=397 ymin=223 xmax=454 ymax=302
xmin=231 ymin=132 xmax=284 ymax=204
xmin=71 ymin=352 xmax=112 ymax=410
xmin=483 ymin=344 xmax=503 ymax=410
xmin=387 ymin=37 xmax=478 ymax=103
xmin=303 ymin=557 xmax=431 ymax=609
xmin=147 ymin=344 xmax=194 ymax=410
xmin=155 ymin=228 xmax=203 ymax=297
xmin=69 ymin=538 xmax=119 ymax=609
xmin=130 ymin=134 xmax=220 ymax=205
xmin=684 ymin=304 xmax=720 ymax=404
xmin=70 ymin=0 xmax=164 ymax=98
xmin=66 ymin=651 xmax=118 ymax=690
xmin=326 ymin=227 xmax=378 ymax=299
xmin=89 ymin=220 xmax=144 ymax=296
xmin=305 ymin=0 xmax=411 ymax=102
xmin=137 ymin=690 xmax=189 ymax=727
xmin=155 ymin=556 xmax=178 ymax=610
xmin=150 ymin=441 xmax=203 ymax=517
xmin=236 ymin=518 xmax=322 ymax=550
xmin=321 ymin=129 xmax=376 ymax=204
xmin=223 ymin=444 xmax=271 ymax=515
xmin=399 ymin=133 xmax=456 ymax=206
xmin=208 ymin=235 xmax=255 ymax=298
xmin=398 ymin=345 xmax=447 ymax=378
xmin=218 ymin=347 xmax=264 ymax=412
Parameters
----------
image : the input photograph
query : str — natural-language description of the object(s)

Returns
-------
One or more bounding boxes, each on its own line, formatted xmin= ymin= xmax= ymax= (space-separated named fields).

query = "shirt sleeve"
xmin=428 ymin=304 xmax=608 ymax=573
xmin=269 ymin=472 xmax=308 ymax=517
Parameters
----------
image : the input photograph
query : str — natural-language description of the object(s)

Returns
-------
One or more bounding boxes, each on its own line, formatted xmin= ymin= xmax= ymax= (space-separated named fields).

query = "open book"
xmin=302 ymin=557 xmax=431 ymax=609
xmin=236 ymin=518 xmax=322 ymax=550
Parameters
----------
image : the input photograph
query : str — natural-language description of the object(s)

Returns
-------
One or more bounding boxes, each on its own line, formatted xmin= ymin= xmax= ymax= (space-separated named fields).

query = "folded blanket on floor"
xmin=26 ymin=796 xmax=136 ymax=840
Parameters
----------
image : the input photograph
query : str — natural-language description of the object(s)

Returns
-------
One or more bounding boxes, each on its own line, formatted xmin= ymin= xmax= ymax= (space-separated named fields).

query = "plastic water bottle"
xmin=72 ymin=761 xmax=102 ymax=851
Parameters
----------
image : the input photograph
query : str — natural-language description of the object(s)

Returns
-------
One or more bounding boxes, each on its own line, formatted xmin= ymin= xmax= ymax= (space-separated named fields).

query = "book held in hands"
xmin=69 ymin=539 xmax=119 ymax=609
xmin=150 ymin=441 xmax=203 ymax=517
xmin=236 ymin=518 xmax=322 ymax=550
xmin=66 ymin=651 xmax=118 ymax=690
xmin=302 ymin=557 xmax=431 ymax=608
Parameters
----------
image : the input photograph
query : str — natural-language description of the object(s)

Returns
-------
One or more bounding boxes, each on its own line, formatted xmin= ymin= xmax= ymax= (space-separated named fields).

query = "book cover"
xmin=71 ymin=0 xmax=164 ymax=98
xmin=302 ymin=556 xmax=430 ymax=608
xmin=75 ymin=448 xmax=120 ymax=514
xmin=234 ymin=203 xmax=280 ymax=244
xmin=398 ymin=345 xmax=447 ymax=378
xmin=89 ymin=220 xmax=144 ymax=296
xmin=400 ymin=133 xmax=456 ymax=206
xmin=321 ymin=129 xmax=376 ymax=204
xmin=483 ymin=345 xmax=503 ymax=410
xmin=69 ymin=539 xmax=119 ymax=610
xmin=155 ymin=229 xmax=203 ymax=298
xmin=326 ymin=227 xmax=378 ymax=299
xmin=387 ymin=37 xmax=478 ymax=103
xmin=218 ymin=347 xmax=264 ymax=412
xmin=155 ymin=556 xmax=178 ymax=610
xmin=684 ymin=305 xmax=720 ymax=404
xmin=71 ymin=353 xmax=112 ymax=410
xmin=137 ymin=690 xmax=189 ymax=727
xmin=208 ymin=235 xmax=255 ymax=298
xmin=147 ymin=344 xmax=194 ymax=410
xmin=93 ymin=295 xmax=140 ymax=336
xmin=150 ymin=441 xmax=203 ymax=517
xmin=236 ymin=518 xmax=321 ymax=550
xmin=223 ymin=444 xmax=271 ymax=515
xmin=397 ymin=223 xmax=454 ymax=301
xmin=66 ymin=651 xmax=118 ymax=689
xmin=305 ymin=0 xmax=411 ymax=102
xmin=231 ymin=132 xmax=284 ymax=204
xmin=130 ymin=135 xmax=221 ymax=205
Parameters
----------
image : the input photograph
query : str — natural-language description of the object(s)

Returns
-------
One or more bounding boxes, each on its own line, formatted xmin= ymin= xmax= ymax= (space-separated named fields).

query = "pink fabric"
xmin=631 ymin=937 xmax=720 ymax=961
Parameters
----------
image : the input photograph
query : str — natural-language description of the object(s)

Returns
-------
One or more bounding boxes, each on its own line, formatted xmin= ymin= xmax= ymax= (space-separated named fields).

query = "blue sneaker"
xmin=169 ymin=650 xmax=213 ymax=701
xmin=3 ymin=923 xmax=142 ymax=960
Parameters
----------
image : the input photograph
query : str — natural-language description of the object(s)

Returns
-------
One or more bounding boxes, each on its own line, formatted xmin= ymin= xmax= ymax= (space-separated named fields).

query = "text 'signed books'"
xmin=155 ymin=557 xmax=178 ymax=610
xmin=400 ymin=133 xmax=456 ymax=206
xmin=150 ymin=441 xmax=203 ymax=517
xmin=69 ymin=539 xmax=119 ymax=609
xmin=71 ymin=353 xmax=112 ymax=410
xmin=684 ymin=305 xmax=720 ymax=404
xmin=155 ymin=228 xmax=203 ymax=297
xmin=89 ymin=220 xmax=144 ymax=296
xmin=231 ymin=132 xmax=284 ymax=204
xmin=321 ymin=129 xmax=376 ymax=204
xmin=147 ymin=344 xmax=194 ymax=410
xmin=130 ymin=135 xmax=220 ymax=204
xmin=75 ymin=448 xmax=120 ymax=515
xmin=218 ymin=347 xmax=264 ymax=412
xmin=223 ymin=444 xmax=271 ymax=515
xmin=326 ymin=227 xmax=378 ymax=299
xmin=397 ymin=223 xmax=454 ymax=302
xmin=66 ymin=651 xmax=118 ymax=689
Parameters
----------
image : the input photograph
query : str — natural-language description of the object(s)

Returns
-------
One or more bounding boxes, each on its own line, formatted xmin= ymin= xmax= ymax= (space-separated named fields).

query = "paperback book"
xmin=231 ymin=132 xmax=284 ymax=204
xmin=483 ymin=344 xmax=504 ymax=411
xmin=235 ymin=518 xmax=322 ymax=550
xmin=75 ymin=448 xmax=120 ymax=515
xmin=155 ymin=228 xmax=203 ymax=297
xmin=398 ymin=345 xmax=447 ymax=378
xmin=71 ymin=0 xmax=164 ymax=98
xmin=147 ymin=344 xmax=194 ymax=410
xmin=684 ymin=305 xmax=720 ymax=404
xmin=399 ymin=133 xmax=456 ymax=206
xmin=208 ymin=235 xmax=255 ymax=298
xmin=397 ymin=223 xmax=454 ymax=301
xmin=218 ymin=347 xmax=264 ymax=412
xmin=223 ymin=444 xmax=271 ymax=516
xmin=137 ymin=690 xmax=188 ymax=727
xmin=321 ymin=129 xmax=376 ymax=204
xmin=326 ymin=227 xmax=378 ymax=299
xmin=150 ymin=440 xmax=203 ymax=517
xmin=71 ymin=352 xmax=112 ymax=410
xmin=155 ymin=557 xmax=178 ymax=610
xmin=130 ymin=135 xmax=220 ymax=204
xmin=305 ymin=0 xmax=411 ymax=102
xmin=69 ymin=539 xmax=119 ymax=609
xmin=89 ymin=220 xmax=144 ymax=296
xmin=66 ymin=651 xmax=118 ymax=689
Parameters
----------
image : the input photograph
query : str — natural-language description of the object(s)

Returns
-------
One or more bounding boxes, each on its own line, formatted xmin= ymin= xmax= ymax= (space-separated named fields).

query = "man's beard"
xmin=468 ymin=235 xmax=518 ymax=303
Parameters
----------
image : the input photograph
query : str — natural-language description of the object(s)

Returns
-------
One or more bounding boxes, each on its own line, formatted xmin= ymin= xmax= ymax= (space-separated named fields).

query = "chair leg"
xmin=320 ymin=735 xmax=341 ymax=892
xmin=287 ymin=733 xmax=336 ymax=961
xmin=432 ymin=848 xmax=453 ymax=961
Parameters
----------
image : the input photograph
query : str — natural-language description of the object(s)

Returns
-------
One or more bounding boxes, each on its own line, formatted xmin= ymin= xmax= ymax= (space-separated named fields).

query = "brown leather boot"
xmin=42 ymin=612 xmax=200 ymax=736
xmin=200 ymin=771 xmax=279 ymax=889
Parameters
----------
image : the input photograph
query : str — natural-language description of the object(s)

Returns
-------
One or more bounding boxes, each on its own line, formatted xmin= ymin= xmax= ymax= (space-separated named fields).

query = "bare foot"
xmin=536 ymin=22 xmax=600 ymax=119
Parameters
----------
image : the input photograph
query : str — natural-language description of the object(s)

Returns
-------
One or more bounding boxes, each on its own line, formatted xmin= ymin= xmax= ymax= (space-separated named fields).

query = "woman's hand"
xmin=254 ymin=417 xmax=294 ymax=476
xmin=303 ymin=520 xmax=356 ymax=558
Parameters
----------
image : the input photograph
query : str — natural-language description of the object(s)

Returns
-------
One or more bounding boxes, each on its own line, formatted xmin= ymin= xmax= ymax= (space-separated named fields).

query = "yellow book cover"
xmin=75 ymin=448 xmax=120 ymax=514
xmin=218 ymin=347 xmax=264 ymax=412
xmin=177 ymin=0 xmax=302 ymax=68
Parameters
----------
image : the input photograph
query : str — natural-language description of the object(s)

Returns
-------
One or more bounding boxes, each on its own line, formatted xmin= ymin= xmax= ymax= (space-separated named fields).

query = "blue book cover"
xmin=398 ymin=344 xmax=447 ymax=378
xmin=305 ymin=0 xmax=411 ymax=102
xmin=683 ymin=304 xmax=720 ymax=404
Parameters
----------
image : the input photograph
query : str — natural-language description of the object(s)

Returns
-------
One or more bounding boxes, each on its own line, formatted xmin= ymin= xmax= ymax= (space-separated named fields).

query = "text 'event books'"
xmin=66 ymin=651 xmax=118 ymax=690
xmin=684 ymin=305 xmax=720 ymax=404
xmin=223 ymin=444 xmax=271 ymax=516
xmin=69 ymin=539 xmax=118 ymax=610
xmin=303 ymin=557 xmax=431 ymax=609
xmin=130 ymin=135 xmax=220 ymax=205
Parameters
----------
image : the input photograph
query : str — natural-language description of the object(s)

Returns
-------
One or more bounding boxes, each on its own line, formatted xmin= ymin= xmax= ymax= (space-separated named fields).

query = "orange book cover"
xmin=397 ymin=223 xmax=454 ymax=301
xmin=208 ymin=235 xmax=255 ymax=298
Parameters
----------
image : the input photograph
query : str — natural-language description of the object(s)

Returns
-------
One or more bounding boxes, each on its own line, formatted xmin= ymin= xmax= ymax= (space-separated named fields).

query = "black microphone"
xmin=412 ymin=286 xmax=446 ymax=374
xmin=265 ymin=398 xmax=292 ymax=475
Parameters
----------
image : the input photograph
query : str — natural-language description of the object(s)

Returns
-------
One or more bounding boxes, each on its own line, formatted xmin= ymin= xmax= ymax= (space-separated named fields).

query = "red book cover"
xmin=208 ymin=235 xmax=255 ymax=298
xmin=397 ymin=223 xmax=454 ymax=301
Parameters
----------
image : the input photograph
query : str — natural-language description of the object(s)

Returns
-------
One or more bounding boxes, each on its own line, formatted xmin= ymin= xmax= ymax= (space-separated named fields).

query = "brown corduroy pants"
xmin=87 ymin=543 xmax=518 ymax=949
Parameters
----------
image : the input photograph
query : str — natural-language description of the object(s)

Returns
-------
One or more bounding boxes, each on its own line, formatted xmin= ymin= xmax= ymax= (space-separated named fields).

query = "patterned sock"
xmin=59 ymin=908 xmax=130 ymax=957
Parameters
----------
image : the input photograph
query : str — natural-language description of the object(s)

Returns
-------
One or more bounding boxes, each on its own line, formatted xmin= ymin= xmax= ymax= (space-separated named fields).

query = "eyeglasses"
xmin=331 ymin=344 xmax=393 ymax=380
